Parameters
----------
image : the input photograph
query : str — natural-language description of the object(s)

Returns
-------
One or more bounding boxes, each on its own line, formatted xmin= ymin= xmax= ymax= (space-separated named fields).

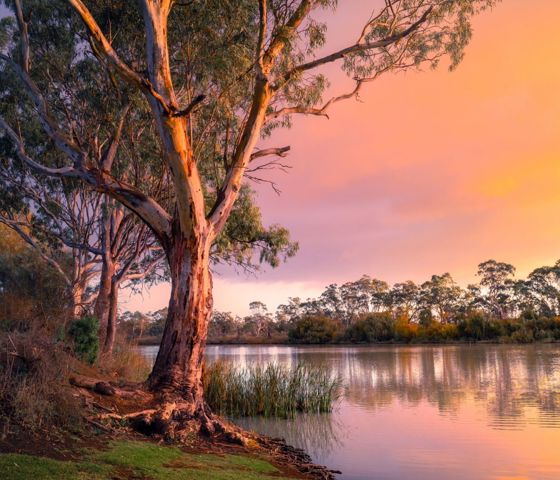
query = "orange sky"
xmin=127 ymin=0 xmax=560 ymax=315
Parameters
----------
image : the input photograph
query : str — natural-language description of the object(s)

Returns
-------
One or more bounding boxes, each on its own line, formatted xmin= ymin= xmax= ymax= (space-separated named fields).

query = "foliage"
xmin=345 ymin=312 xmax=396 ymax=343
xmin=67 ymin=316 xmax=99 ymax=364
xmin=204 ymin=362 xmax=341 ymax=418
xmin=288 ymin=315 xmax=341 ymax=344
xmin=0 ymin=224 xmax=69 ymax=330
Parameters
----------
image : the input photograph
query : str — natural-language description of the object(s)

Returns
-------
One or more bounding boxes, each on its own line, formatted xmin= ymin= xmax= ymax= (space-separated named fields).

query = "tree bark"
xmin=103 ymin=279 xmax=119 ymax=354
xmin=147 ymin=231 xmax=212 ymax=410
xmin=95 ymin=256 xmax=113 ymax=347
xmin=71 ymin=281 xmax=85 ymax=318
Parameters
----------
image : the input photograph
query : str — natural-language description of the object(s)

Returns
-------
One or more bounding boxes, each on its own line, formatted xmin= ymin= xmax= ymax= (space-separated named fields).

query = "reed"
xmin=203 ymin=361 xmax=341 ymax=418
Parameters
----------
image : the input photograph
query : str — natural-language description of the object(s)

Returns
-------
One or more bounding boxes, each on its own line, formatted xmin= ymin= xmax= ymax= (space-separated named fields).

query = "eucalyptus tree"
xmin=418 ymin=273 xmax=464 ymax=323
xmin=0 ymin=0 xmax=498 ymax=427
xmin=388 ymin=280 xmax=420 ymax=320
xmin=476 ymin=259 xmax=516 ymax=319
xmin=95 ymin=199 xmax=166 ymax=354
xmin=518 ymin=261 xmax=560 ymax=317
xmin=339 ymin=276 xmax=376 ymax=323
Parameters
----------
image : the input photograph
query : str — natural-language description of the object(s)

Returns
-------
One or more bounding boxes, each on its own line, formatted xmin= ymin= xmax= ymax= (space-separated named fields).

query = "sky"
xmin=124 ymin=1 xmax=558 ymax=315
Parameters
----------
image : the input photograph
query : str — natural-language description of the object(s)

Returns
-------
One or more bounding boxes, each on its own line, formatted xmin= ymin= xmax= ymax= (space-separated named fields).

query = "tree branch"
xmin=0 ymin=55 xmax=85 ymax=166
xmin=14 ymin=0 xmax=30 ymax=72
xmin=276 ymin=5 xmax=433 ymax=87
xmin=67 ymin=0 xmax=171 ymax=113
xmin=250 ymin=146 xmax=290 ymax=161
xmin=171 ymin=94 xmax=206 ymax=118
xmin=100 ymin=104 xmax=130 ymax=171
xmin=0 ymin=115 xmax=79 ymax=177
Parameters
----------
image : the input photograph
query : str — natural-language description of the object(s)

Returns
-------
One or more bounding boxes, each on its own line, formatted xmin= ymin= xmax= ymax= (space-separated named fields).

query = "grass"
xmin=204 ymin=361 xmax=342 ymax=418
xmin=0 ymin=440 xmax=298 ymax=480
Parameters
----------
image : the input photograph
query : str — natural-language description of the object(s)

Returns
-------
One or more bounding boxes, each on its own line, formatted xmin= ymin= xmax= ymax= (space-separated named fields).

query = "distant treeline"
xmin=122 ymin=259 xmax=560 ymax=345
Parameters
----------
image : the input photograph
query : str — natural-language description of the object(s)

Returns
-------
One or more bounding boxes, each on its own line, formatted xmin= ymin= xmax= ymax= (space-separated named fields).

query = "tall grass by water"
xmin=203 ymin=362 xmax=341 ymax=418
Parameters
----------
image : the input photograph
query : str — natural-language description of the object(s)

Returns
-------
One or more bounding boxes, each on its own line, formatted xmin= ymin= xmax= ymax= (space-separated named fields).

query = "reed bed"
xmin=203 ymin=361 xmax=341 ymax=418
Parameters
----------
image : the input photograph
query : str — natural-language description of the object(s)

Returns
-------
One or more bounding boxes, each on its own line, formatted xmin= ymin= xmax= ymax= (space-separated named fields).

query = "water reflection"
xmin=233 ymin=413 xmax=346 ymax=462
xmin=140 ymin=344 xmax=560 ymax=479
xmin=201 ymin=345 xmax=560 ymax=429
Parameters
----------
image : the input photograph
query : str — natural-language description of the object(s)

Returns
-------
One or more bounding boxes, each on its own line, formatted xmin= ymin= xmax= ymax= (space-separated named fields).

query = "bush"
xmin=0 ymin=224 xmax=70 ymax=332
xmin=345 ymin=312 xmax=395 ymax=342
xmin=68 ymin=316 xmax=99 ymax=364
xmin=288 ymin=315 xmax=341 ymax=344
xmin=511 ymin=327 xmax=534 ymax=343
xmin=457 ymin=312 xmax=488 ymax=341
xmin=418 ymin=321 xmax=459 ymax=342
xmin=394 ymin=316 xmax=418 ymax=342
xmin=0 ymin=332 xmax=81 ymax=432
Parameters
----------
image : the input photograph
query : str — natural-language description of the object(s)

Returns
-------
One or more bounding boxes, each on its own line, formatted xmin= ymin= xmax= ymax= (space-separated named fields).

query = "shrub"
xmin=0 ymin=224 xmax=70 ymax=331
xmin=511 ymin=327 xmax=534 ymax=344
xmin=68 ymin=316 xmax=99 ymax=364
xmin=458 ymin=312 xmax=489 ymax=340
xmin=394 ymin=316 xmax=418 ymax=342
xmin=288 ymin=315 xmax=341 ymax=344
xmin=0 ymin=332 xmax=81 ymax=432
xmin=346 ymin=312 xmax=395 ymax=342
xmin=418 ymin=321 xmax=459 ymax=342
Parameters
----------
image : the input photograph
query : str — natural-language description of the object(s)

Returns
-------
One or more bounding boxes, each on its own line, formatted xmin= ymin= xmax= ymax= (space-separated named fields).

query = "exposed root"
xmin=70 ymin=374 xmax=338 ymax=479
xmin=69 ymin=375 xmax=150 ymax=399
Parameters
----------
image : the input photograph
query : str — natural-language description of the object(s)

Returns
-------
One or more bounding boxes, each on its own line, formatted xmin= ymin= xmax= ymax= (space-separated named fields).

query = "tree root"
xmin=70 ymin=375 xmax=338 ymax=479
xmin=69 ymin=374 xmax=150 ymax=399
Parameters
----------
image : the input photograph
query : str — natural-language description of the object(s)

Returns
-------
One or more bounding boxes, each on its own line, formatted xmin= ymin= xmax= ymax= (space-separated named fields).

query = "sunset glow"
xmin=129 ymin=0 xmax=560 ymax=315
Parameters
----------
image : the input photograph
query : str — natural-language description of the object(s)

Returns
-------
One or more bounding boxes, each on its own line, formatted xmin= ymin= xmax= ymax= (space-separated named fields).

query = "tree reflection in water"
xmin=137 ymin=345 xmax=560 ymax=479
xmin=339 ymin=345 xmax=560 ymax=428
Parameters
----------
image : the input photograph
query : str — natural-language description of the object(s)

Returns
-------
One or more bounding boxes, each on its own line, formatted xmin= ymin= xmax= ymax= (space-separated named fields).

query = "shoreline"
xmin=137 ymin=339 xmax=560 ymax=347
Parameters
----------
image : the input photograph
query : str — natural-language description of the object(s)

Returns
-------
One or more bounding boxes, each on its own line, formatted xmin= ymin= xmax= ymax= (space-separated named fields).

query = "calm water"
xmin=140 ymin=344 xmax=560 ymax=480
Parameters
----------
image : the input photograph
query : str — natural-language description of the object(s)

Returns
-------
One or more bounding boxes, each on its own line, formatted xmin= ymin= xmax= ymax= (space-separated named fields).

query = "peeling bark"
xmin=147 ymin=230 xmax=213 ymax=409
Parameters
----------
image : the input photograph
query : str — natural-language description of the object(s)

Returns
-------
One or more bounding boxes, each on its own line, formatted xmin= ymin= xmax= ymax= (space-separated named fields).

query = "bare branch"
xmin=171 ymin=94 xmax=206 ymax=118
xmin=250 ymin=146 xmax=290 ymax=161
xmin=100 ymin=104 xmax=131 ymax=171
xmin=267 ymin=105 xmax=329 ymax=121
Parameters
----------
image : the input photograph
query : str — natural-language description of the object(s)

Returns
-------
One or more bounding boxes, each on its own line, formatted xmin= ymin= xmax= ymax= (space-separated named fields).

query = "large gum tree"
xmin=0 ymin=0 xmax=497 ymax=428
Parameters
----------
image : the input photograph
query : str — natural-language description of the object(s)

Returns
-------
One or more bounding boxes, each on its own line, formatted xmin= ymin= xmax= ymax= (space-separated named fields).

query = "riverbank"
xmin=0 ymin=334 xmax=339 ymax=480
xmin=1 ymin=392 xmax=339 ymax=480
xmin=0 ymin=434 xmax=322 ymax=480
xmin=138 ymin=338 xmax=560 ymax=347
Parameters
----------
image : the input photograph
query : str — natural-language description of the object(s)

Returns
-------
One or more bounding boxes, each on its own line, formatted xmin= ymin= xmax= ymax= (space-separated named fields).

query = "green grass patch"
xmin=0 ymin=453 xmax=109 ymax=480
xmin=1 ymin=440 xmax=296 ymax=480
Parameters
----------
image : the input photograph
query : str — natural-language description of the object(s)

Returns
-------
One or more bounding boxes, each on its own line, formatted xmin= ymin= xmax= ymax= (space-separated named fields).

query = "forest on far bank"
xmin=120 ymin=259 xmax=560 ymax=346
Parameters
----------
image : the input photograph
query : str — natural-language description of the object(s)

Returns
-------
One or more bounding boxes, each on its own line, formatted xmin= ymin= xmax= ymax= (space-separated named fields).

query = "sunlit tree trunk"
xmin=147 ymin=231 xmax=213 ymax=409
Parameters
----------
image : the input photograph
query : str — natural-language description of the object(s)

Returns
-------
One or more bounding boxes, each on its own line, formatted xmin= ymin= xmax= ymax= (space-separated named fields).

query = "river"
xmin=139 ymin=344 xmax=560 ymax=480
